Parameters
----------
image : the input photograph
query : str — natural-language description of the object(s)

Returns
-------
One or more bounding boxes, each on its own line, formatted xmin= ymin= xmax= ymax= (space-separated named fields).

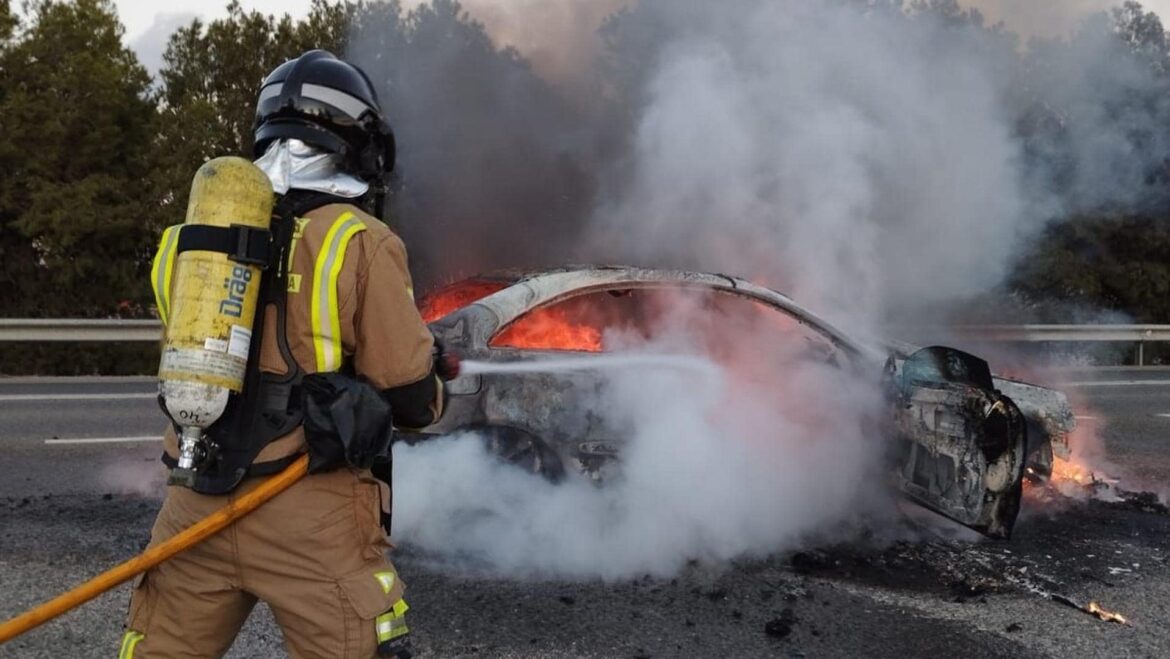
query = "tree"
xmin=0 ymin=0 xmax=15 ymax=42
xmin=1011 ymin=215 xmax=1170 ymax=323
xmin=0 ymin=0 xmax=157 ymax=317
xmin=153 ymin=0 xmax=350 ymax=230
xmin=1113 ymin=0 xmax=1170 ymax=75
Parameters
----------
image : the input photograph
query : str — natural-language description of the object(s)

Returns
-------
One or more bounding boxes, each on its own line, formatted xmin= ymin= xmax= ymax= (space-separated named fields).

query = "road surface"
xmin=2 ymin=370 xmax=1169 ymax=658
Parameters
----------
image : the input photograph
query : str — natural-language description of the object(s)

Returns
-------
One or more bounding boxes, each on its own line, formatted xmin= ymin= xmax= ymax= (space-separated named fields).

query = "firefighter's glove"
xmin=302 ymin=372 xmax=395 ymax=474
xmin=432 ymin=337 xmax=461 ymax=381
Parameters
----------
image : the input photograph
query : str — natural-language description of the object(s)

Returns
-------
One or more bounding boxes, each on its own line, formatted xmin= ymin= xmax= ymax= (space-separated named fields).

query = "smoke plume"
xmin=393 ymin=299 xmax=891 ymax=578
xmin=346 ymin=0 xmax=1170 ymax=577
xmin=352 ymin=0 xmax=1170 ymax=327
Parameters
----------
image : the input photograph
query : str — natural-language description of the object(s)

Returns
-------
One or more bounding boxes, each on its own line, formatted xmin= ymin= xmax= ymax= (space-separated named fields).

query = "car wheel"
xmin=475 ymin=425 xmax=567 ymax=483
xmin=1023 ymin=418 xmax=1054 ymax=481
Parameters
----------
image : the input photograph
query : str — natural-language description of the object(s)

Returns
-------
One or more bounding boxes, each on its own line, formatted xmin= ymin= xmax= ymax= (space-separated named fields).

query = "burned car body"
xmin=415 ymin=266 xmax=1075 ymax=539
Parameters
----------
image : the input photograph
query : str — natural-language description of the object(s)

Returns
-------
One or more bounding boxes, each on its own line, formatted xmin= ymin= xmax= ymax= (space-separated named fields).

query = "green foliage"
xmin=0 ymin=0 xmax=156 ymax=319
xmin=1011 ymin=216 xmax=1170 ymax=323
xmin=2 ymin=0 xmax=1170 ymax=375
xmin=0 ymin=0 xmax=15 ymax=42
xmin=153 ymin=0 xmax=350 ymax=229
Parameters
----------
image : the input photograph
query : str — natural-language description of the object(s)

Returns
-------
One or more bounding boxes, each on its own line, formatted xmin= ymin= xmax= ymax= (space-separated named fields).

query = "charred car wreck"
xmin=412 ymin=266 xmax=1075 ymax=539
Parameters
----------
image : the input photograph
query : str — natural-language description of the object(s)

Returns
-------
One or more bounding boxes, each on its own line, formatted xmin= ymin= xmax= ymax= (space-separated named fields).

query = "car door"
xmin=886 ymin=346 xmax=1027 ymax=538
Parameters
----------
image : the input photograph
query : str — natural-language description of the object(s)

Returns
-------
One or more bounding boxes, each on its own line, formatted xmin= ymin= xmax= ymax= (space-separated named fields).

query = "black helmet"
xmin=253 ymin=50 xmax=396 ymax=182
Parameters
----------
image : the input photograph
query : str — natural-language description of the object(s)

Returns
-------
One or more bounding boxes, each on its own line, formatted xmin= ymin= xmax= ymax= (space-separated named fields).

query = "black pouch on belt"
xmin=302 ymin=372 xmax=395 ymax=474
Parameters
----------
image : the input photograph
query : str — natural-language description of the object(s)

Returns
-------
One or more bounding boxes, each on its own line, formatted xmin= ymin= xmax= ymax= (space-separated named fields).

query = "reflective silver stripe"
xmin=375 ymin=608 xmax=409 ymax=643
xmin=302 ymin=83 xmax=374 ymax=119
xmin=258 ymin=81 xmax=374 ymax=119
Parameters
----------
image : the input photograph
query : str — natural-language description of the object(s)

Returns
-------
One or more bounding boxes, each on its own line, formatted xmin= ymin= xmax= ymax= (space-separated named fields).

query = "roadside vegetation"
xmin=1 ymin=0 xmax=1169 ymax=374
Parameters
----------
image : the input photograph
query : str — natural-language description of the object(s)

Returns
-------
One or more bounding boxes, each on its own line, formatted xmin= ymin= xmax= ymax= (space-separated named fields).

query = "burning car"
xmin=414 ymin=266 xmax=1075 ymax=539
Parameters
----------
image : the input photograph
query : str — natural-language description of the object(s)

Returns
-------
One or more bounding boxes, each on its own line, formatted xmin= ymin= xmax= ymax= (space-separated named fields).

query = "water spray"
xmin=459 ymin=353 xmax=722 ymax=379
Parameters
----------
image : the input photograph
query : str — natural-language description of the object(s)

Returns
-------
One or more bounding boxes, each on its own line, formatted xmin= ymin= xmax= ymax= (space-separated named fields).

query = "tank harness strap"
xmin=149 ymin=224 xmax=271 ymax=327
xmin=154 ymin=192 xmax=363 ymax=493
xmin=174 ymin=224 xmax=272 ymax=267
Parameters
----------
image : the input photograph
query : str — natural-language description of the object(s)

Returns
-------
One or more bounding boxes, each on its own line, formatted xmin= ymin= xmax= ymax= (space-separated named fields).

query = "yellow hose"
xmin=0 ymin=454 xmax=310 ymax=644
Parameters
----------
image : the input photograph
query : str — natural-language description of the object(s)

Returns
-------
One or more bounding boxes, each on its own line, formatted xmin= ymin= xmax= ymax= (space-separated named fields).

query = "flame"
xmin=492 ymin=306 xmax=603 ymax=352
xmin=419 ymin=279 xmax=508 ymax=323
xmin=418 ymin=277 xmax=608 ymax=351
xmin=1085 ymin=601 xmax=1129 ymax=625
xmin=1051 ymin=456 xmax=1096 ymax=486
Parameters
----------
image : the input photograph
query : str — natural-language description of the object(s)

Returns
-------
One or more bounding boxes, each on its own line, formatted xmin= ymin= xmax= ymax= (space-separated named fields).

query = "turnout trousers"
xmin=120 ymin=467 xmax=408 ymax=658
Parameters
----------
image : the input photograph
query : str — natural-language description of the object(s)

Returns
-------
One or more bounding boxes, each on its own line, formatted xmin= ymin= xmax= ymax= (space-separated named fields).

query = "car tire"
xmin=474 ymin=425 xmax=567 ymax=483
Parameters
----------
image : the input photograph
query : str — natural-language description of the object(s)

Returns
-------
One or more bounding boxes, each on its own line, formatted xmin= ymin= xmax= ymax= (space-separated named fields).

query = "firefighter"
xmin=122 ymin=50 xmax=454 ymax=658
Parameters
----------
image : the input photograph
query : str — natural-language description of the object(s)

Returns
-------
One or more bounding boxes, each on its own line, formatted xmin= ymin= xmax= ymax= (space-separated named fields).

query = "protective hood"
xmin=254 ymin=138 xmax=369 ymax=198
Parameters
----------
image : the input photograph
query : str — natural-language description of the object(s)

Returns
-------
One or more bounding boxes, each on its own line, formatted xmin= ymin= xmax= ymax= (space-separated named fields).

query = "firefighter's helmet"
xmin=253 ymin=50 xmax=395 ymax=183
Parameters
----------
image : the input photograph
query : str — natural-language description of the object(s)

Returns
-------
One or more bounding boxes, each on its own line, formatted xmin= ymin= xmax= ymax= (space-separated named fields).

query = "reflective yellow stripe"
xmin=374 ymin=570 xmax=396 ymax=594
xmin=119 ymin=630 xmax=145 ymax=658
xmin=150 ymin=226 xmax=182 ymax=326
xmin=375 ymin=599 xmax=410 ymax=643
xmin=310 ymin=212 xmax=366 ymax=372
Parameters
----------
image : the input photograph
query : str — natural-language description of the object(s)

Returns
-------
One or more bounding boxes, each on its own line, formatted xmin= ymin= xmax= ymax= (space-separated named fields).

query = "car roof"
xmin=427 ymin=266 xmax=881 ymax=362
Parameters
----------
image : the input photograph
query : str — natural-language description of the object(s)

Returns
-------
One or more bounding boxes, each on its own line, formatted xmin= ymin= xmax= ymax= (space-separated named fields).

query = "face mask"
xmin=254 ymin=139 xmax=369 ymax=198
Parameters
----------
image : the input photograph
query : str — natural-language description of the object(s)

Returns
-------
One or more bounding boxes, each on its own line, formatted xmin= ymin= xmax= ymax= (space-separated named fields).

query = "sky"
xmin=115 ymin=0 xmax=1170 ymax=74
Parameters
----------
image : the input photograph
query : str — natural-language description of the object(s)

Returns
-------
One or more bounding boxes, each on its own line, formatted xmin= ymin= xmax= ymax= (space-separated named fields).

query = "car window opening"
xmin=489 ymin=288 xmax=843 ymax=363
xmin=419 ymin=279 xmax=509 ymax=323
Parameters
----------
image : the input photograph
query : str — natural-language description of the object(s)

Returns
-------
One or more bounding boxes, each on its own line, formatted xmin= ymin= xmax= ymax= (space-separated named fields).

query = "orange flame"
xmin=1085 ymin=601 xmax=1129 ymax=625
xmin=419 ymin=278 xmax=607 ymax=351
xmin=419 ymin=280 xmax=508 ymax=323
xmin=492 ymin=306 xmax=603 ymax=352
xmin=1050 ymin=456 xmax=1102 ymax=487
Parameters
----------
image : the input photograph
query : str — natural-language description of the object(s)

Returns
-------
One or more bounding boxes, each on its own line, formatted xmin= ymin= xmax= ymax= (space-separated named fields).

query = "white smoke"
xmin=352 ymin=0 xmax=1170 ymax=578
xmin=100 ymin=458 xmax=168 ymax=497
xmin=593 ymin=1 xmax=1026 ymax=331
xmin=392 ymin=330 xmax=887 ymax=579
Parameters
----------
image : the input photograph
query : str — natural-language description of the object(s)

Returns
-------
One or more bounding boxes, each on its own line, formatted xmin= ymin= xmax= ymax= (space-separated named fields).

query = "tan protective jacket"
xmin=159 ymin=202 xmax=442 ymax=464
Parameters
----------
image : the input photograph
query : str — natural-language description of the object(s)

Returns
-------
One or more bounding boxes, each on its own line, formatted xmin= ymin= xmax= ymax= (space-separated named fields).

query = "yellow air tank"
xmin=158 ymin=157 xmax=274 ymax=486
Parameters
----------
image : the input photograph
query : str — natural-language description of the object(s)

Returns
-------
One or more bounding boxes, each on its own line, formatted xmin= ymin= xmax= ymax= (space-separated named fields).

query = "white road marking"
xmin=1062 ymin=381 xmax=1170 ymax=387
xmin=0 ymin=393 xmax=155 ymax=402
xmin=1075 ymin=415 xmax=1099 ymax=421
xmin=43 ymin=436 xmax=160 ymax=445
xmin=1154 ymin=414 xmax=1170 ymax=419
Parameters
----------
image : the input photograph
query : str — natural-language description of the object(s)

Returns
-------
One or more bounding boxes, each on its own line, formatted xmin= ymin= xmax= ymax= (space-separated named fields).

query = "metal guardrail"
xmin=947 ymin=324 xmax=1170 ymax=342
xmin=945 ymin=325 xmax=1170 ymax=366
xmin=0 ymin=319 xmax=162 ymax=342
xmin=1 ymin=320 xmax=1167 ymax=364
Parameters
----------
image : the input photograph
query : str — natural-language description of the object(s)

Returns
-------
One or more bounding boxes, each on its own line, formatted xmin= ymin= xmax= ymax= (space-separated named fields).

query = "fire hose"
xmin=0 ymin=453 xmax=309 ymax=645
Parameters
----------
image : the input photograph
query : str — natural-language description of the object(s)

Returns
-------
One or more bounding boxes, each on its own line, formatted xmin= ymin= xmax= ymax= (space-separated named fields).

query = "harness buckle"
xmin=229 ymin=224 xmax=271 ymax=269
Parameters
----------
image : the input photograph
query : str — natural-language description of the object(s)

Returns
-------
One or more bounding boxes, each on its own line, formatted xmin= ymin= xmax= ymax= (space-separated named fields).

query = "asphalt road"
xmin=2 ymin=371 xmax=1169 ymax=658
